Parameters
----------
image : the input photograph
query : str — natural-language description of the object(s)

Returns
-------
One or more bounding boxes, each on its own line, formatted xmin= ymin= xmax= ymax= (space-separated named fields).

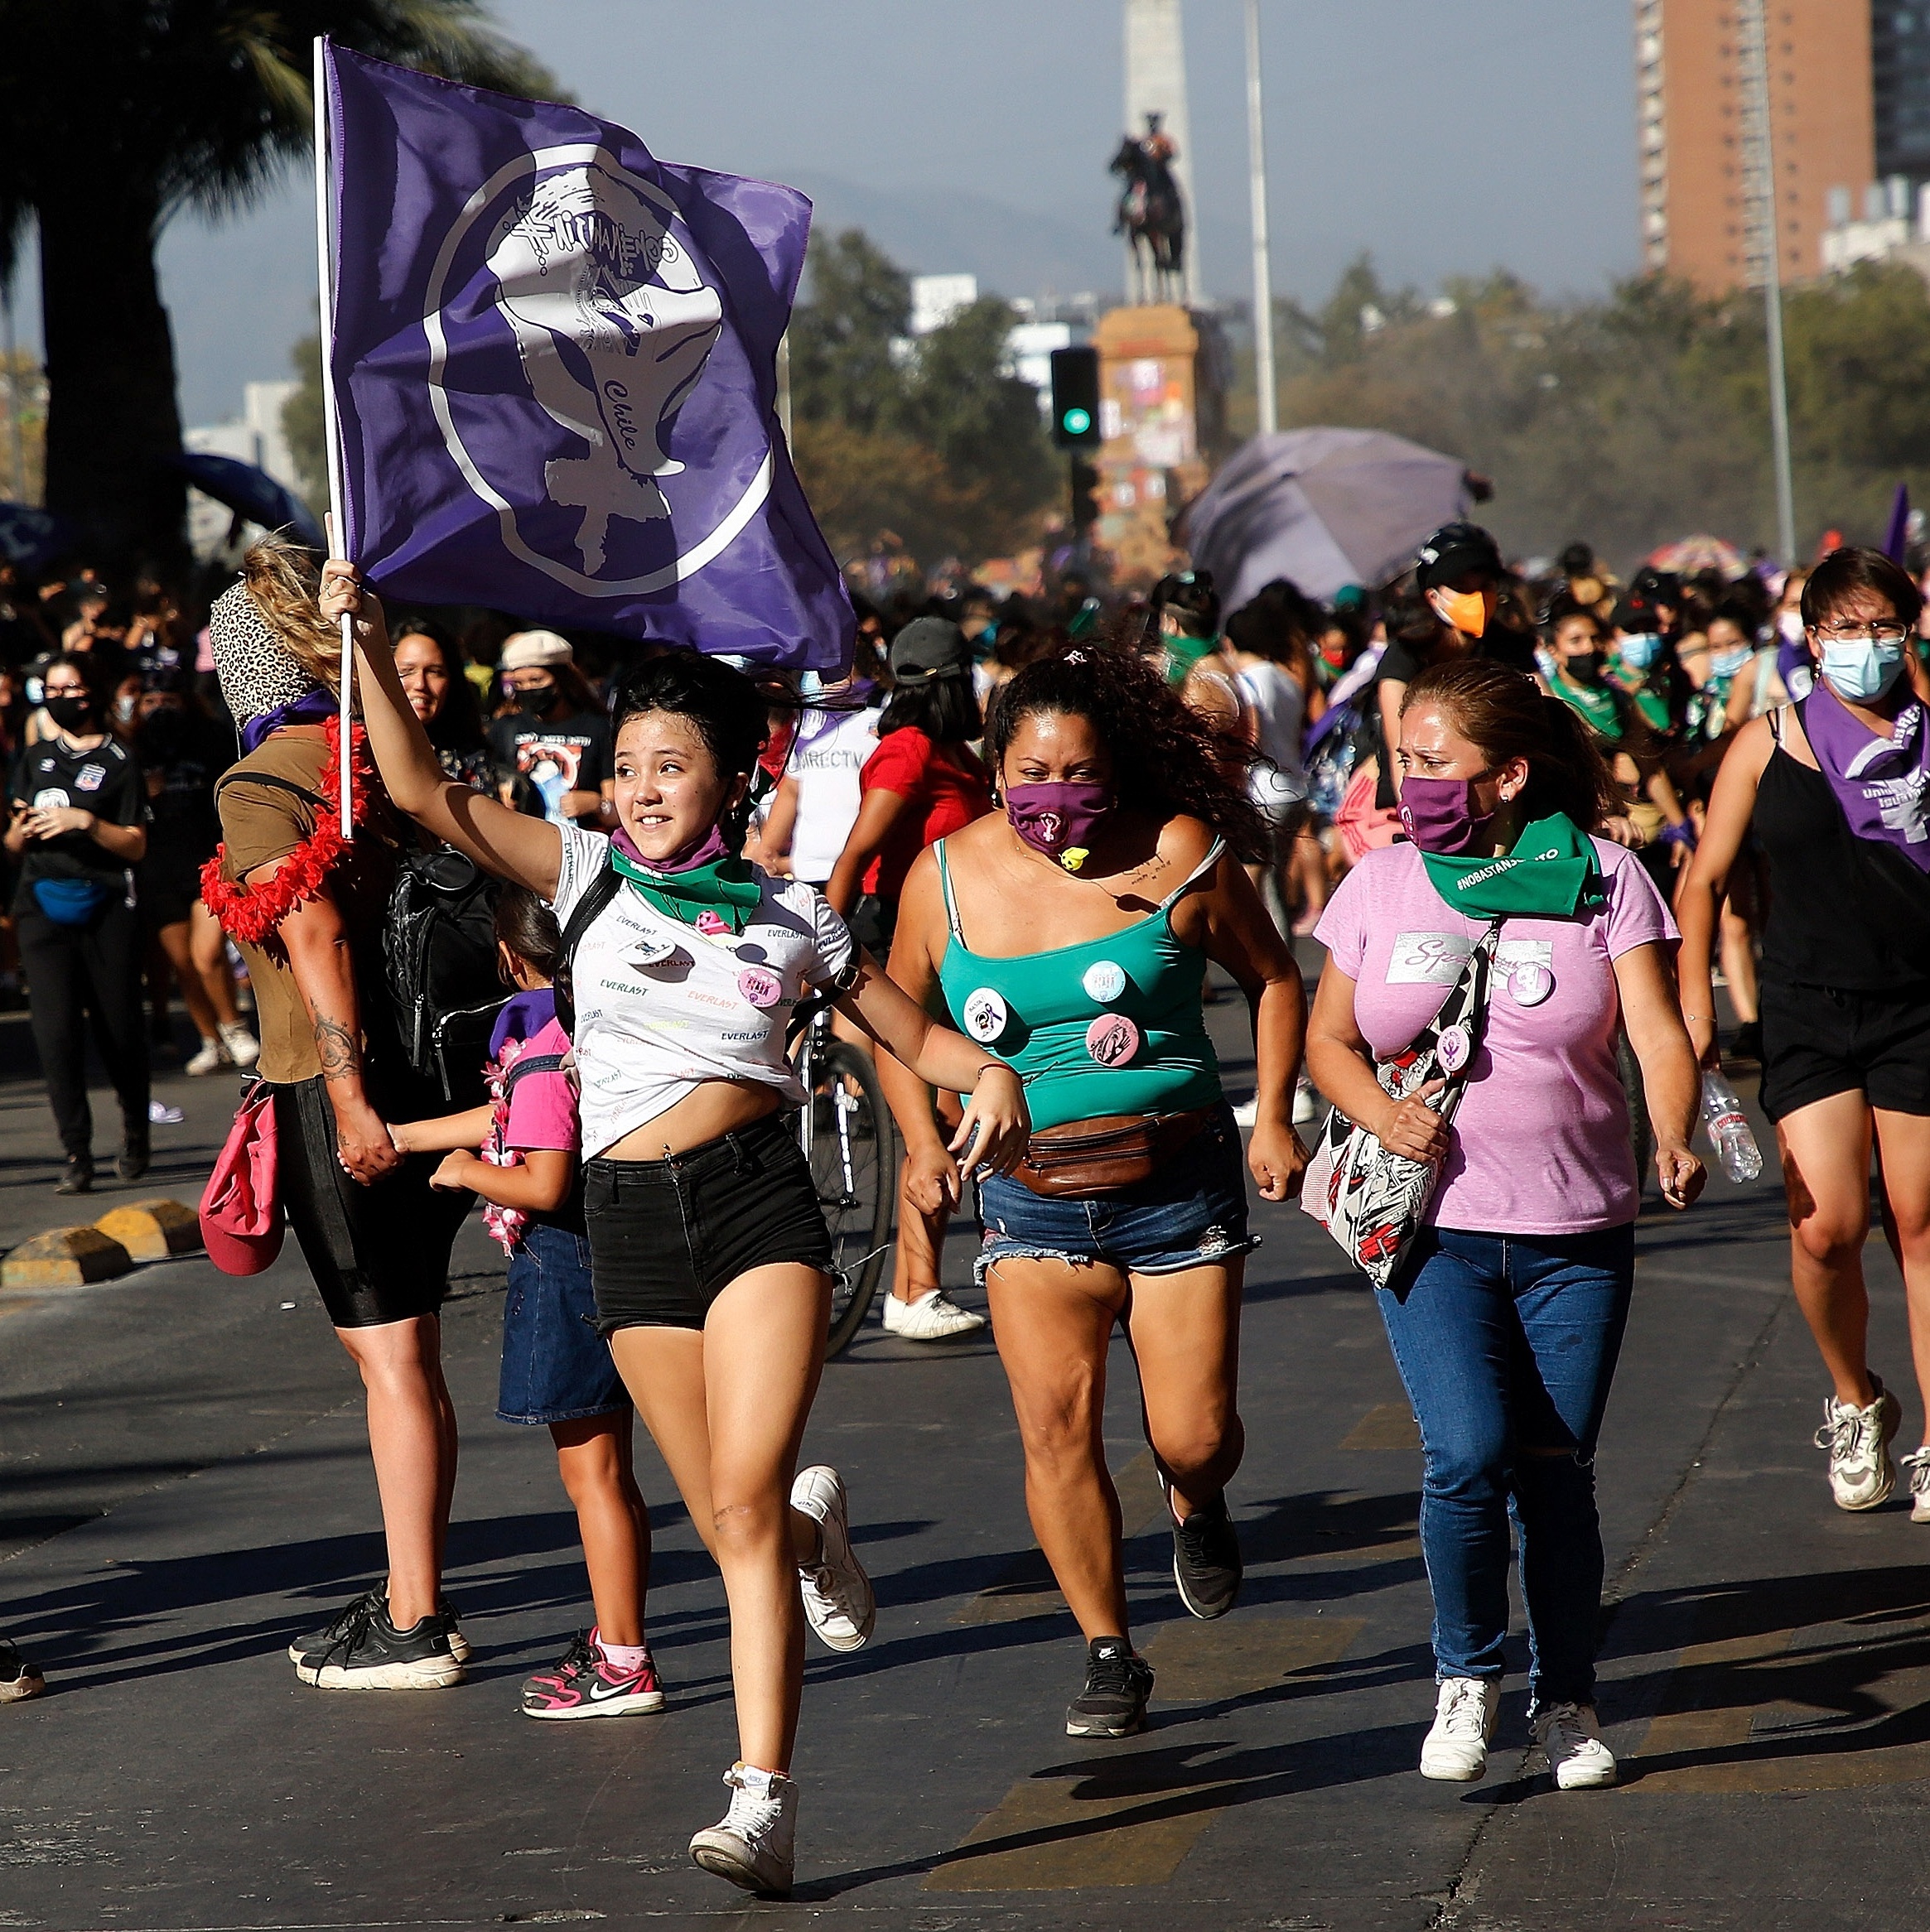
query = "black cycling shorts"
xmin=1759 ymin=979 xmax=1930 ymax=1122
xmin=273 ymin=1076 xmax=473 ymax=1327
xmin=585 ymin=1112 xmax=832 ymax=1333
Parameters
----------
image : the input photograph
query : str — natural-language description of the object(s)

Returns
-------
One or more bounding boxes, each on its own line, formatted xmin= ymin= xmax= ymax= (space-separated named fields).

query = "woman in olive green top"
xmin=879 ymin=644 xmax=1308 ymax=1740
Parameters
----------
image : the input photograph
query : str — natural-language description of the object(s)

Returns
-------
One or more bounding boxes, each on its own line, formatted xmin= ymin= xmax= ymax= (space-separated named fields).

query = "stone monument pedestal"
xmin=1093 ymin=304 xmax=1209 ymax=581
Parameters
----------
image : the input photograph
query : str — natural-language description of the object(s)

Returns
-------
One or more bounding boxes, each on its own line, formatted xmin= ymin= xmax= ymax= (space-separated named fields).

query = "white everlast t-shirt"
xmin=789 ymin=703 xmax=879 ymax=884
xmin=551 ymin=821 xmax=856 ymax=1158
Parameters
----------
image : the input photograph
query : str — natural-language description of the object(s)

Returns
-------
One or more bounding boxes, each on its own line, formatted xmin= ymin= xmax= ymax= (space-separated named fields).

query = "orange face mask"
xmin=1435 ymin=588 xmax=1489 ymax=638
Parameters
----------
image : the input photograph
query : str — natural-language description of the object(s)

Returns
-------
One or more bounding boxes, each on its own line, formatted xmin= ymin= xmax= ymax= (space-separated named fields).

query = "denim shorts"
xmin=976 ymin=1100 xmax=1256 ymax=1284
xmin=499 ymin=1219 xmax=630 ymax=1425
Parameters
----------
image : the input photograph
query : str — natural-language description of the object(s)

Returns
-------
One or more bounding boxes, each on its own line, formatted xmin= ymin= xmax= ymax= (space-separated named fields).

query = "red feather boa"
xmin=199 ymin=715 xmax=375 ymax=944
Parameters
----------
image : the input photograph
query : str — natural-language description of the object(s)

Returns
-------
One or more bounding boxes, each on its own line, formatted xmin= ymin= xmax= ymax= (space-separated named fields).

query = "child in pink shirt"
xmin=393 ymin=887 xmax=661 ymax=1719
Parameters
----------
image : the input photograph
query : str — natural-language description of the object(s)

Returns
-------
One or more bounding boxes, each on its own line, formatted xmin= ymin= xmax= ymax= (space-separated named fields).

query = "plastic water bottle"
xmin=1701 ymin=1069 xmax=1764 ymax=1183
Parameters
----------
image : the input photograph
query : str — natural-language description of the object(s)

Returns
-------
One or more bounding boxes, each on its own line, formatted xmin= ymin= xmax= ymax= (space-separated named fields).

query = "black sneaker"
xmin=118 ymin=1130 xmax=150 ymax=1183
xmin=54 ymin=1156 xmax=92 ymax=1197
xmin=289 ymin=1586 xmax=470 ymax=1669
xmin=1065 ymin=1636 xmax=1154 ymax=1737
xmin=292 ymin=1595 xmax=464 ymax=1690
xmin=1170 ymin=1487 xmax=1242 ymax=1620
xmin=0 ymin=1636 xmax=45 ymax=1703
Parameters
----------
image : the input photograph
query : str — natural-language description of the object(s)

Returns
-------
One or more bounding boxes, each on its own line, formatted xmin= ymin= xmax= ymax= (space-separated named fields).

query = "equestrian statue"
xmin=1111 ymin=112 xmax=1186 ymax=303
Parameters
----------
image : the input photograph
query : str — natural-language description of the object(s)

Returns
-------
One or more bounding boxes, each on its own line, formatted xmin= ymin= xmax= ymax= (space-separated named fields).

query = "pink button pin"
xmin=694 ymin=909 xmax=729 ymax=939
xmin=737 ymin=966 xmax=784 ymax=1009
xmin=1085 ymin=1013 xmax=1141 ymax=1067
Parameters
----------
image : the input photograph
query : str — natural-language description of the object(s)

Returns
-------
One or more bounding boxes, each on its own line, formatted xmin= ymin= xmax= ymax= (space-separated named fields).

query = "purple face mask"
xmin=1004 ymin=781 xmax=1114 ymax=870
xmin=1397 ymin=775 xmax=1494 ymax=855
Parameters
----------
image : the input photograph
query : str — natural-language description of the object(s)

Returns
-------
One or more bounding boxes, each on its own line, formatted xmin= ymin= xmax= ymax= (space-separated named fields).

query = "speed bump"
xmin=2 ymin=1226 xmax=135 ymax=1289
xmin=93 ymin=1198 xmax=200 ymax=1263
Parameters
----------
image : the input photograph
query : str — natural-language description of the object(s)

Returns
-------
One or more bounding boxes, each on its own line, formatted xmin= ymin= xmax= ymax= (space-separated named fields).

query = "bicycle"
xmin=789 ymin=991 xmax=898 ymax=1356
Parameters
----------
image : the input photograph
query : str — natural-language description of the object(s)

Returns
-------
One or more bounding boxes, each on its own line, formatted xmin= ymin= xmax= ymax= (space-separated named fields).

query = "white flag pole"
xmin=311 ymin=36 xmax=354 ymax=838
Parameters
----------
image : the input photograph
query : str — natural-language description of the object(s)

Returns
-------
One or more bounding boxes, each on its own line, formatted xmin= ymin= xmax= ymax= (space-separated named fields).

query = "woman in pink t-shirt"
xmin=1307 ymin=658 xmax=1704 ymax=1794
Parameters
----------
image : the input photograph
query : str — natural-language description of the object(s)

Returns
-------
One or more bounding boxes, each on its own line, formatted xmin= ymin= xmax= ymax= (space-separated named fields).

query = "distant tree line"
xmin=1262 ymin=254 xmax=1930 ymax=571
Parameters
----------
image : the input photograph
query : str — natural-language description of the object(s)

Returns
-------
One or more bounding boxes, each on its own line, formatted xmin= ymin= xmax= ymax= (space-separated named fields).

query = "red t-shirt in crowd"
xmin=858 ymin=726 xmax=991 ymax=900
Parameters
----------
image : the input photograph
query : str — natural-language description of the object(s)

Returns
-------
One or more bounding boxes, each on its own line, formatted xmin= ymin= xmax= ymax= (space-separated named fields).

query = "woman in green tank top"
xmin=879 ymin=644 xmax=1309 ymax=1740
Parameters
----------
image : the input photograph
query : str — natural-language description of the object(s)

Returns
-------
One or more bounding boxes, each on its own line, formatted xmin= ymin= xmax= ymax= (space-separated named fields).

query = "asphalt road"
xmin=2 ymin=984 xmax=1928 ymax=1930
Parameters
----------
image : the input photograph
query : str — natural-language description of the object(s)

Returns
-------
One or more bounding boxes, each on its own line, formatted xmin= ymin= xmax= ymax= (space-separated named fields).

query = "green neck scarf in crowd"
xmin=608 ymin=843 xmax=761 ymax=937
xmin=1552 ymin=672 xmax=1624 ymax=741
xmin=1163 ymin=632 xmax=1222 ymax=687
xmin=1419 ymin=812 xmax=1605 ymax=920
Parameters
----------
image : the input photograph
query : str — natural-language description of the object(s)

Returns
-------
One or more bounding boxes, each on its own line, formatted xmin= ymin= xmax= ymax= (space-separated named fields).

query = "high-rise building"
xmin=1635 ymin=0 xmax=1875 ymax=294
xmin=1872 ymin=6 xmax=1930 ymax=190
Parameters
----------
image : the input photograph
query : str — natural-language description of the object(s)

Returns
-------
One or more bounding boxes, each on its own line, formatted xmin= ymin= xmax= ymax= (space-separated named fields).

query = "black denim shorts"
xmin=583 ymin=1112 xmax=833 ymax=1332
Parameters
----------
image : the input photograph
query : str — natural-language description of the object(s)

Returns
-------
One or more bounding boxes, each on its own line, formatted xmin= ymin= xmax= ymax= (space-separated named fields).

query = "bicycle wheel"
xmin=805 ymin=1041 xmax=897 ymax=1356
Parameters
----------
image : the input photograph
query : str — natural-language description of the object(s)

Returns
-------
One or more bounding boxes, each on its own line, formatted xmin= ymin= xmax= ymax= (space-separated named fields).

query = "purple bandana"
xmin=610 ymin=822 xmax=729 ymax=874
xmin=1803 ymin=683 xmax=1930 ymax=871
xmin=239 ymin=688 xmax=337 ymax=754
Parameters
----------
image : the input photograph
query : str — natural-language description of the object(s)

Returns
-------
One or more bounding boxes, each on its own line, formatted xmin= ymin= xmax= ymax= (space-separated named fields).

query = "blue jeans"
xmin=1375 ymin=1224 xmax=1634 ymax=1713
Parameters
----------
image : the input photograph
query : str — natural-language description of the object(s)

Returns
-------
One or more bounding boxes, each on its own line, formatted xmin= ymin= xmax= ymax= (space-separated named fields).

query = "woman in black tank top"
xmin=1678 ymin=547 xmax=1930 ymax=1522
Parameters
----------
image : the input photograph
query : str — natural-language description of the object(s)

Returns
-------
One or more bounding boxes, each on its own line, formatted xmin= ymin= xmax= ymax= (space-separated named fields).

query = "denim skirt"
xmin=499 ymin=1219 xmax=630 ymax=1425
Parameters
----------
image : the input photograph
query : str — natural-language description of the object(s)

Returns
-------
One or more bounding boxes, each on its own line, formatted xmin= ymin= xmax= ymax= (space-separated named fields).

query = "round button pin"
xmin=1509 ymin=961 xmax=1553 ymax=1007
xmin=962 ymin=987 xmax=1009 ymax=1044
xmin=737 ymin=966 xmax=784 ymax=1009
xmin=1082 ymin=959 xmax=1127 ymax=1004
xmin=630 ymin=934 xmax=677 ymax=967
xmin=1085 ymin=1013 xmax=1141 ymax=1067
xmin=1436 ymin=1023 xmax=1471 ymax=1074
xmin=694 ymin=909 xmax=729 ymax=939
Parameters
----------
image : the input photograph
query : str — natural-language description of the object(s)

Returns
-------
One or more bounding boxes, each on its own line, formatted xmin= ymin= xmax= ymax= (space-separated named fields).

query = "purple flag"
xmin=1886 ymin=483 xmax=1912 ymax=566
xmin=321 ymin=41 xmax=851 ymax=669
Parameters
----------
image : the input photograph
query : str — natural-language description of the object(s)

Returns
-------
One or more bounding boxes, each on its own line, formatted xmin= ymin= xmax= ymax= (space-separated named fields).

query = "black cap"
xmin=1415 ymin=522 xmax=1504 ymax=592
xmin=889 ymin=616 xmax=971 ymax=684
xmin=1611 ymin=595 xmax=1660 ymax=634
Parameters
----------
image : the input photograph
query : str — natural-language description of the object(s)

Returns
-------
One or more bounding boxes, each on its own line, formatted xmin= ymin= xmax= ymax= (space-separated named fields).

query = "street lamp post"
xmin=1739 ymin=0 xmax=1797 ymax=562
xmin=1245 ymin=0 xmax=1277 ymax=436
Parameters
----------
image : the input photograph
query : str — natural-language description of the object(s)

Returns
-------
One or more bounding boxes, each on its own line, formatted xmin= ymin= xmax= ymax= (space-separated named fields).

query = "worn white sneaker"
xmin=1231 ymin=1096 xmax=1259 ymax=1127
xmin=1532 ymin=1701 xmax=1618 ymax=1789
xmin=218 ymin=1022 xmax=261 ymax=1068
xmin=791 ymin=1465 xmax=875 ymax=1651
xmin=689 ymin=1762 xmax=796 ymax=1896
xmin=881 ymin=1287 xmax=987 ymax=1340
xmin=185 ymin=1036 xmax=225 ymax=1077
xmin=1903 ymin=1447 xmax=1930 ymax=1523
xmin=1419 ymin=1677 xmax=1499 ymax=1781
xmin=1292 ymin=1077 xmax=1320 ymax=1125
xmin=1813 ymin=1376 xmax=1901 ymax=1510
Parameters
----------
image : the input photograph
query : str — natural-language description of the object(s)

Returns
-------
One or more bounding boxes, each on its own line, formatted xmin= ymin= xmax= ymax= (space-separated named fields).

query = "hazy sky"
xmin=12 ymin=0 xmax=1642 ymax=425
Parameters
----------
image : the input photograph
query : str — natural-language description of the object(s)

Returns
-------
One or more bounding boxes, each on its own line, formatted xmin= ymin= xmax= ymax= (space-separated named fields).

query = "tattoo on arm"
xmin=313 ymin=1016 xmax=362 ymax=1082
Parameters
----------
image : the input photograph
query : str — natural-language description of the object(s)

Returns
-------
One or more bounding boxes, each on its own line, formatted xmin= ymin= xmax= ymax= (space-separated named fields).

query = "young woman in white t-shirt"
xmin=327 ymin=563 xmax=1027 ymax=1901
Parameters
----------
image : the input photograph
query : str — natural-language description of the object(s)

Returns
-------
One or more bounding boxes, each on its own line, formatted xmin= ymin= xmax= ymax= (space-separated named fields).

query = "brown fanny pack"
xmin=1010 ymin=1106 xmax=1217 ymax=1199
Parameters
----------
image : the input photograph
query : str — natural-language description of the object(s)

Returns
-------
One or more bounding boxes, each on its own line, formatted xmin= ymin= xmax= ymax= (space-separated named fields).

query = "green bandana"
xmin=1163 ymin=632 xmax=1221 ymax=687
xmin=1552 ymin=672 xmax=1624 ymax=741
xmin=608 ymin=846 xmax=761 ymax=937
xmin=1419 ymin=812 xmax=1605 ymax=919
xmin=1632 ymin=685 xmax=1671 ymax=733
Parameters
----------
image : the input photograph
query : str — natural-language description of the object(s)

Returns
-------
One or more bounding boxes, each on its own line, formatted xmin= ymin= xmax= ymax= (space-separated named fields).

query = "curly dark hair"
xmin=988 ymin=642 xmax=1271 ymax=863
xmin=612 ymin=648 xmax=769 ymax=850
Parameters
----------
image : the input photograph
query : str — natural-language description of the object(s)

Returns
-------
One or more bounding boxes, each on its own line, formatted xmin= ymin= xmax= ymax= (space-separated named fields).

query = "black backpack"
xmin=552 ymin=861 xmax=622 ymax=1037
xmin=386 ymin=846 xmax=507 ymax=1105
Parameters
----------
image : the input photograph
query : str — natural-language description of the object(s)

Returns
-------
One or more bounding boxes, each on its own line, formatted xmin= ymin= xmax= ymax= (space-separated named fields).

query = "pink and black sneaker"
xmin=519 ymin=1631 xmax=664 ymax=1720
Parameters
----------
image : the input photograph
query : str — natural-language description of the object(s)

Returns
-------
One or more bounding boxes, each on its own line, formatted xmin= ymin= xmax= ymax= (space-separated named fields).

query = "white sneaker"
xmin=1420 ymin=1677 xmax=1499 ymax=1781
xmin=218 ymin=1022 xmax=261 ymax=1068
xmin=1293 ymin=1077 xmax=1320 ymax=1125
xmin=881 ymin=1287 xmax=987 ymax=1340
xmin=689 ymin=1762 xmax=796 ymax=1896
xmin=790 ymin=1465 xmax=875 ymax=1651
xmin=1903 ymin=1447 xmax=1930 ymax=1523
xmin=185 ymin=1037 xmax=225 ymax=1076
xmin=1231 ymin=1096 xmax=1259 ymax=1127
xmin=1813 ymin=1376 xmax=1901 ymax=1510
xmin=1532 ymin=1701 xmax=1617 ymax=1788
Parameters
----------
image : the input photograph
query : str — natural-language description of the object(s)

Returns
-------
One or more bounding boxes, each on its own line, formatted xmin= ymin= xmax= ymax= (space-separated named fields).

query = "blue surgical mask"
xmin=1618 ymin=633 xmax=1662 ymax=672
xmin=1820 ymin=638 xmax=1907 ymax=704
xmin=1710 ymin=645 xmax=1754 ymax=679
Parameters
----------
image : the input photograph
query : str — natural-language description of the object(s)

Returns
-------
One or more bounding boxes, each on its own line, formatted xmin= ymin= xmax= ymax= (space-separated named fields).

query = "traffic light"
xmin=1049 ymin=346 xmax=1102 ymax=450
xmin=1070 ymin=458 xmax=1102 ymax=531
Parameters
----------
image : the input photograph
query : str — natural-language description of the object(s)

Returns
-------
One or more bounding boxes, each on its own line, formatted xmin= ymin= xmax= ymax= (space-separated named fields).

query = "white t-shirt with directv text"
xmin=788 ymin=703 xmax=879 ymax=884
xmin=551 ymin=821 xmax=856 ymax=1157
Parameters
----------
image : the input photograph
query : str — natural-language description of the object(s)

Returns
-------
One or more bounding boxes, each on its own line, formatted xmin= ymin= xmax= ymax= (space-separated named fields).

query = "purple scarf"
xmin=239 ymin=688 xmax=336 ymax=754
xmin=610 ymin=822 xmax=729 ymax=874
xmin=1803 ymin=683 xmax=1930 ymax=872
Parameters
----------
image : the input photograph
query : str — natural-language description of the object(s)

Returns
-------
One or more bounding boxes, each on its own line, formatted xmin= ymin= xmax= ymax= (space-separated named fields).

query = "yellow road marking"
xmin=927 ymin=1616 xmax=1361 ymax=1890
xmin=1339 ymin=1402 xmax=1421 ymax=1452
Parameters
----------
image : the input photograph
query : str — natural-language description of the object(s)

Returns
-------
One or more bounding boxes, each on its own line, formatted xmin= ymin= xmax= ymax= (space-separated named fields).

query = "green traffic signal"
xmin=1061 ymin=406 xmax=1092 ymax=436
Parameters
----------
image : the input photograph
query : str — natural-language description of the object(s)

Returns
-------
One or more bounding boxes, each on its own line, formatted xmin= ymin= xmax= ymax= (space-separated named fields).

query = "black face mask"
xmin=43 ymin=695 xmax=94 ymax=732
xmin=517 ymin=684 xmax=560 ymax=718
